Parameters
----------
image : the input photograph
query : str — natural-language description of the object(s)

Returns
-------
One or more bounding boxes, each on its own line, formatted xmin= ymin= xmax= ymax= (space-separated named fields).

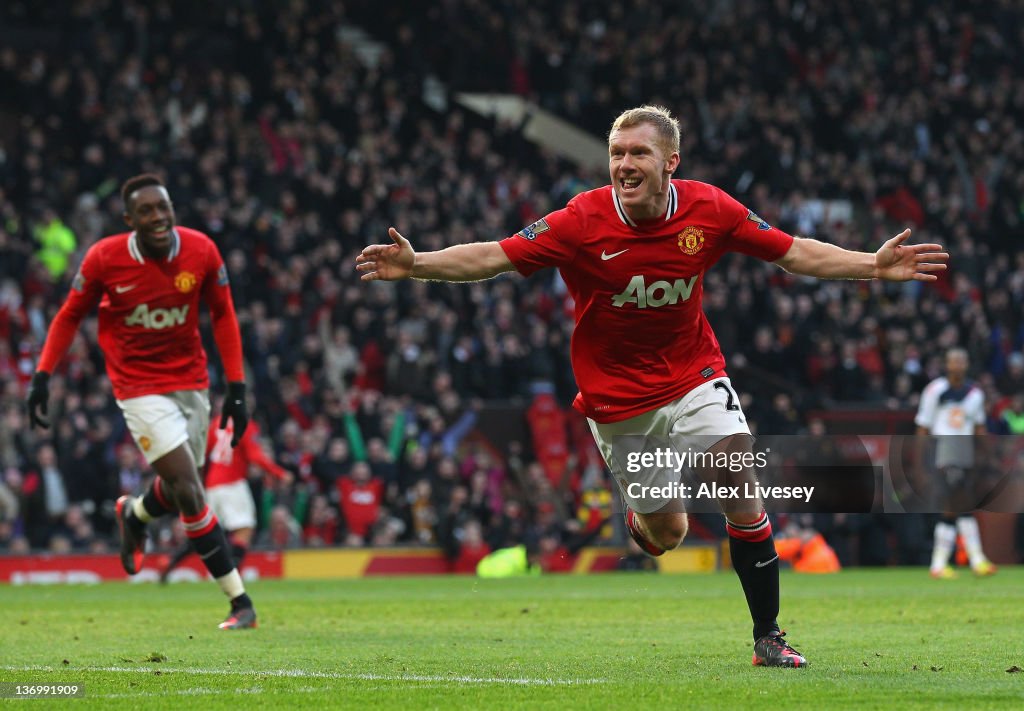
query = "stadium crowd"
xmin=0 ymin=0 xmax=1022 ymax=567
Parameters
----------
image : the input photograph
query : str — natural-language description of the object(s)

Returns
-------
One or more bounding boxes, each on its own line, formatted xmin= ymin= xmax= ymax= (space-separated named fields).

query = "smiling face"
xmin=124 ymin=185 xmax=176 ymax=257
xmin=608 ymin=122 xmax=680 ymax=222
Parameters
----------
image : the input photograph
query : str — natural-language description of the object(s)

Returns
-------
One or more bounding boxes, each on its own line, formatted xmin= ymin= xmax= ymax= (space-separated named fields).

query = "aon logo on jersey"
xmin=611 ymin=275 xmax=698 ymax=309
xmin=125 ymin=304 xmax=189 ymax=329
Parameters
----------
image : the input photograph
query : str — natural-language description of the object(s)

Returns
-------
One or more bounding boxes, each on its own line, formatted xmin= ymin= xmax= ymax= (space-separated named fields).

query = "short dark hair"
xmin=121 ymin=173 xmax=165 ymax=211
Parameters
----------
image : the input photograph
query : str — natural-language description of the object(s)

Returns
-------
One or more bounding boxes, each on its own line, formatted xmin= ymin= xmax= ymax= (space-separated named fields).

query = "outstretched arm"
xmin=204 ymin=268 xmax=248 ymax=445
xmin=28 ymin=266 xmax=102 ymax=428
xmin=356 ymin=228 xmax=515 ymax=282
xmin=242 ymin=431 xmax=293 ymax=483
xmin=774 ymin=229 xmax=948 ymax=281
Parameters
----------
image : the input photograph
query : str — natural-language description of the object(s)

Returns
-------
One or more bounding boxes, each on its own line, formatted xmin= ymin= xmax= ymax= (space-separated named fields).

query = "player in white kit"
xmin=915 ymin=348 xmax=997 ymax=578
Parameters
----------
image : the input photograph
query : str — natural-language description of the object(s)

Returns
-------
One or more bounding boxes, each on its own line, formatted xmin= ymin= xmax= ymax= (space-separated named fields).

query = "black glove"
xmin=219 ymin=381 xmax=248 ymax=447
xmin=26 ymin=371 xmax=51 ymax=429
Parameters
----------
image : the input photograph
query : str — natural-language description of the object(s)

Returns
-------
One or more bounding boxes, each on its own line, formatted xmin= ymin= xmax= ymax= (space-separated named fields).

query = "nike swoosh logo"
xmin=754 ymin=555 xmax=779 ymax=568
xmin=115 ymin=284 xmax=137 ymax=294
xmin=200 ymin=546 xmax=221 ymax=560
xmin=601 ymin=249 xmax=629 ymax=261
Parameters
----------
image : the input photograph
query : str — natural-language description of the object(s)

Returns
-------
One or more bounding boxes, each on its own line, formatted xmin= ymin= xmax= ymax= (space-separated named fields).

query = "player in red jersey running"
xmin=26 ymin=174 xmax=258 ymax=630
xmin=357 ymin=106 xmax=948 ymax=667
xmin=160 ymin=406 xmax=292 ymax=583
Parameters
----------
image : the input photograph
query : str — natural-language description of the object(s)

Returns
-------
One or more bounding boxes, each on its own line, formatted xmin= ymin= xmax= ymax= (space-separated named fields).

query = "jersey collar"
xmin=612 ymin=182 xmax=678 ymax=227
xmin=127 ymin=229 xmax=181 ymax=264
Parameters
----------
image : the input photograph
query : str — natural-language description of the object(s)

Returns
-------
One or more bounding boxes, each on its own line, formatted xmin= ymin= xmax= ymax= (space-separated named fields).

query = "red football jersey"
xmin=500 ymin=180 xmax=794 ymax=423
xmin=205 ymin=420 xmax=290 ymax=488
xmin=39 ymin=228 xmax=242 ymax=400
xmin=337 ymin=477 xmax=384 ymax=537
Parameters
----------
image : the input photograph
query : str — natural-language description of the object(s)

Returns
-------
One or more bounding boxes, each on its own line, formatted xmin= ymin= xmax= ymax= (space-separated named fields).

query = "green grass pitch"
xmin=2 ymin=569 xmax=1023 ymax=709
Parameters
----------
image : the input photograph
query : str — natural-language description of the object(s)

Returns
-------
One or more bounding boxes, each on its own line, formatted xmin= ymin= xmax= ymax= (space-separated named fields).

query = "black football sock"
xmin=131 ymin=477 xmax=177 ymax=528
xmin=231 ymin=593 xmax=253 ymax=612
xmin=229 ymin=539 xmax=248 ymax=567
xmin=726 ymin=512 xmax=781 ymax=641
xmin=182 ymin=506 xmax=248 ymax=601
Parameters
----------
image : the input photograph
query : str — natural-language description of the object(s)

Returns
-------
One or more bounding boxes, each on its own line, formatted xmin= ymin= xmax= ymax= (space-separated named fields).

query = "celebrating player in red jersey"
xmin=357 ymin=106 xmax=948 ymax=667
xmin=160 ymin=409 xmax=292 ymax=583
xmin=26 ymin=174 xmax=258 ymax=630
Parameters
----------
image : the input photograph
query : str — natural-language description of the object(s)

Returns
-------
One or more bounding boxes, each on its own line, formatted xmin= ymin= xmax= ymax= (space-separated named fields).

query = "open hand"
xmin=355 ymin=227 xmax=415 ymax=281
xmin=875 ymin=229 xmax=949 ymax=282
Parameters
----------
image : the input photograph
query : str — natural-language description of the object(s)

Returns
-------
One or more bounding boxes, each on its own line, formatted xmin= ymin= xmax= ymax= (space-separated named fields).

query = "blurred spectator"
xmin=998 ymin=352 xmax=1024 ymax=396
xmin=536 ymin=518 xmax=608 ymax=573
xmin=407 ymin=479 xmax=437 ymax=544
xmin=337 ymin=461 xmax=384 ymax=544
xmin=774 ymin=518 xmax=842 ymax=574
xmin=998 ymin=393 xmax=1024 ymax=435
xmin=487 ymin=499 xmax=529 ymax=551
xmin=31 ymin=208 xmax=76 ymax=282
xmin=60 ymin=503 xmax=102 ymax=552
xmin=313 ymin=437 xmax=351 ymax=492
xmin=114 ymin=444 xmax=146 ymax=498
xmin=35 ymin=443 xmax=69 ymax=525
xmin=258 ymin=505 xmax=303 ymax=550
xmin=303 ymin=494 xmax=339 ymax=547
xmin=448 ymin=518 xmax=491 ymax=573
xmin=368 ymin=506 xmax=408 ymax=546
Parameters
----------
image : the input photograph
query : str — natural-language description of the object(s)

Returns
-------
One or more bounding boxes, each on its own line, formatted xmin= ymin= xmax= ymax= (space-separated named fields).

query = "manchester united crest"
xmin=678 ymin=226 xmax=705 ymax=255
xmin=174 ymin=271 xmax=197 ymax=293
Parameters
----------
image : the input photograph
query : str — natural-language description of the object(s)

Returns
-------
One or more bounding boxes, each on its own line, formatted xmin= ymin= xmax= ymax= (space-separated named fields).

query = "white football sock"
xmin=133 ymin=496 xmax=153 ymax=523
xmin=956 ymin=516 xmax=987 ymax=567
xmin=930 ymin=522 xmax=957 ymax=572
xmin=215 ymin=569 xmax=246 ymax=600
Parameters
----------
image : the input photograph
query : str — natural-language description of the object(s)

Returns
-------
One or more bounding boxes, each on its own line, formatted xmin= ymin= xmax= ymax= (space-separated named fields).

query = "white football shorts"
xmin=587 ymin=377 xmax=752 ymax=514
xmin=117 ymin=390 xmax=211 ymax=467
xmin=206 ymin=480 xmax=257 ymax=531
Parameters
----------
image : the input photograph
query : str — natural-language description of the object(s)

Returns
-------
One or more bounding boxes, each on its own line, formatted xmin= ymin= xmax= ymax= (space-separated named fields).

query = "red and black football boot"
xmin=115 ymin=495 xmax=146 ymax=575
xmin=753 ymin=631 xmax=807 ymax=668
xmin=219 ymin=607 xmax=258 ymax=630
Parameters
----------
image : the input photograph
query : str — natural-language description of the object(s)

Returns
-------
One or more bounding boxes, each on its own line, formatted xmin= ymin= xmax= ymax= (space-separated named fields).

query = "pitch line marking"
xmin=1 ymin=664 xmax=607 ymax=687
xmin=92 ymin=687 xmax=268 ymax=700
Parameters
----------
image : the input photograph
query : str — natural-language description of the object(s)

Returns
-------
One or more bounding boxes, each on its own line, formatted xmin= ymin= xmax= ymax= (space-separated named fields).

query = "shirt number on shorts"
xmin=713 ymin=381 xmax=740 ymax=411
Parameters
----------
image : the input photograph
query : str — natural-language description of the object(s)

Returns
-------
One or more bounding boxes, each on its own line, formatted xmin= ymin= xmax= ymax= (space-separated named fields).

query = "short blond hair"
xmin=609 ymin=105 xmax=680 ymax=157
